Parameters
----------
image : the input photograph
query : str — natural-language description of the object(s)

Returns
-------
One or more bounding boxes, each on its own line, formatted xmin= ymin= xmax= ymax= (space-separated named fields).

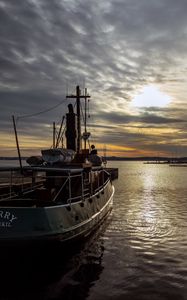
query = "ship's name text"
xmin=0 ymin=211 xmax=17 ymax=227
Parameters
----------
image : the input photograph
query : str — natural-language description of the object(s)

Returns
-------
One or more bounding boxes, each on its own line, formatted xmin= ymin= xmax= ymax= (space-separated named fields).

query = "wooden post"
xmin=53 ymin=122 xmax=56 ymax=149
xmin=12 ymin=115 xmax=23 ymax=173
xmin=74 ymin=86 xmax=80 ymax=153
xmin=84 ymin=88 xmax=87 ymax=150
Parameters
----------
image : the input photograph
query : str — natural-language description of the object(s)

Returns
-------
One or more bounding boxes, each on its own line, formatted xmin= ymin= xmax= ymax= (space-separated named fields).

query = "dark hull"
xmin=0 ymin=180 xmax=114 ymax=245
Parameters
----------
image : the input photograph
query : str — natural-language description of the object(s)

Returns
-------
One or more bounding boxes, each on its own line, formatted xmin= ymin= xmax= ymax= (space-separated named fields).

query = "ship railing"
xmin=65 ymin=169 xmax=110 ymax=205
xmin=57 ymin=172 xmax=86 ymax=204
xmin=51 ymin=176 xmax=69 ymax=202
xmin=0 ymin=168 xmax=110 ymax=203
xmin=94 ymin=178 xmax=110 ymax=194
xmin=0 ymin=169 xmax=45 ymax=200
xmin=0 ymin=169 xmax=83 ymax=202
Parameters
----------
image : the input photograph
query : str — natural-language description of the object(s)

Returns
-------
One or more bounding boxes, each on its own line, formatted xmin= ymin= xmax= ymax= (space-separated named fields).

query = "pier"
xmin=105 ymin=168 xmax=118 ymax=180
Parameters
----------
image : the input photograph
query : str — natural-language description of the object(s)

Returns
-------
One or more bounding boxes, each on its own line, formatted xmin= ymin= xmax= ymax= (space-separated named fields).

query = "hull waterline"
xmin=0 ymin=181 xmax=114 ymax=245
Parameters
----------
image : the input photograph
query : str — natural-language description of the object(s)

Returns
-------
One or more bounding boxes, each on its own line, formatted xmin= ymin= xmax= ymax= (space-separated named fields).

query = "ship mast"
xmin=66 ymin=85 xmax=90 ymax=153
xmin=84 ymin=88 xmax=88 ymax=150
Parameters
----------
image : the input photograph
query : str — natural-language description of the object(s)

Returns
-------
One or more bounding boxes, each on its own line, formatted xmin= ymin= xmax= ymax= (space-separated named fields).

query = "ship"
xmin=0 ymin=86 xmax=115 ymax=245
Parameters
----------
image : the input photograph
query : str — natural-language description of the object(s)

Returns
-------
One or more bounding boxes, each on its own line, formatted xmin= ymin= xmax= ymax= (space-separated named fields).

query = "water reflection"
xmin=121 ymin=164 xmax=185 ymax=244
xmin=45 ymin=244 xmax=104 ymax=300
xmin=87 ymin=162 xmax=187 ymax=300
xmin=1 ymin=162 xmax=187 ymax=299
xmin=0 ymin=218 xmax=110 ymax=300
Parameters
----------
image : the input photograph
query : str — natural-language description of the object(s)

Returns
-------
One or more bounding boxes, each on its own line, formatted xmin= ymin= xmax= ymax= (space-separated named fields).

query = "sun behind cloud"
xmin=131 ymin=85 xmax=171 ymax=108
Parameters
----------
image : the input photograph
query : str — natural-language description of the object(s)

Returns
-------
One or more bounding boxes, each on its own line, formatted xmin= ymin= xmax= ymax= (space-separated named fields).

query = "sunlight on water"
xmin=87 ymin=162 xmax=187 ymax=300
xmin=0 ymin=161 xmax=187 ymax=300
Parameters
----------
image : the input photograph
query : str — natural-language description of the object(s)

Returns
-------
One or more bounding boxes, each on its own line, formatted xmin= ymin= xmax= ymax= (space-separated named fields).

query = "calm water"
xmin=0 ymin=161 xmax=187 ymax=300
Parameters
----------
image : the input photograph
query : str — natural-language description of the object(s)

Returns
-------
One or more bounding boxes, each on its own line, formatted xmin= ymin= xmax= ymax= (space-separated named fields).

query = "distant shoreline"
xmin=0 ymin=156 xmax=187 ymax=162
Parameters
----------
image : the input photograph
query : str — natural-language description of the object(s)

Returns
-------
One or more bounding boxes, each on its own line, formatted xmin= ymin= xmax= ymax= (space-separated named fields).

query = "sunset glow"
xmin=131 ymin=86 xmax=171 ymax=108
xmin=0 ymin=1 xmax=187 ymax=158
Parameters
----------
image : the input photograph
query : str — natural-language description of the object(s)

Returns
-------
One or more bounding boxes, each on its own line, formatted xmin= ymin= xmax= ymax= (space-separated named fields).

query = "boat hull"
xmin=0 ymin=180 xmax=114 ymax=244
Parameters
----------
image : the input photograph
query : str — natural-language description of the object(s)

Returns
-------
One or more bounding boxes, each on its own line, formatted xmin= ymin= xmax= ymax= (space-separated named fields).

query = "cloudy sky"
xmin=1 ymin=0 xmax=187 ymax=157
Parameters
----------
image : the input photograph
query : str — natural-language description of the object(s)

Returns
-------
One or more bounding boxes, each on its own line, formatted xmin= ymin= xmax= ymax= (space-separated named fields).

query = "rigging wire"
xmin=87 ymin=98 xmax=97 ymax=147
xmin=80 ymin=102 xmax=85 ymax=127
xmin=88 ymin=98 xmax=90 ymax=118
xmin=16 ymin=97 xmax=67 ymax=121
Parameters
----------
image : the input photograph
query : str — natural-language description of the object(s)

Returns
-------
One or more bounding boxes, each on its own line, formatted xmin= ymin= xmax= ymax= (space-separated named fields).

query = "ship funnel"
xmin=65 ymin=104 xmax=77 ymax=151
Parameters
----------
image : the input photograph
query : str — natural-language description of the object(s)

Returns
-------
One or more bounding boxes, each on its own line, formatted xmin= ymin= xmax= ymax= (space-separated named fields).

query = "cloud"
xmin=1 ymin=0 xmax=187 ymax=156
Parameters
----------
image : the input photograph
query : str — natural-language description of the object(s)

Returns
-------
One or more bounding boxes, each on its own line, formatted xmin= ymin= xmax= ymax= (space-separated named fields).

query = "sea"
xmin=0 ymin=160 xmax=187 ymax=300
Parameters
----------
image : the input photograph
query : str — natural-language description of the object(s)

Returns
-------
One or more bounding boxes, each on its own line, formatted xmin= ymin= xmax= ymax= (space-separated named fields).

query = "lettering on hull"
xmin=0 ymin=211 xmax=17 ymax=228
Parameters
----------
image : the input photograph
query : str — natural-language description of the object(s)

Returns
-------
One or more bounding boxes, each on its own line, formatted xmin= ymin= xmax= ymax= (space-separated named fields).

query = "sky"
xmin=1 ymin=0 xmax=187 ymax=157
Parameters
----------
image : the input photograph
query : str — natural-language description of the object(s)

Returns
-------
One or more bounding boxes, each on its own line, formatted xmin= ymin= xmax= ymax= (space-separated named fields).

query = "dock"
xmin=105 ymin=168 xmax=118 ymax=180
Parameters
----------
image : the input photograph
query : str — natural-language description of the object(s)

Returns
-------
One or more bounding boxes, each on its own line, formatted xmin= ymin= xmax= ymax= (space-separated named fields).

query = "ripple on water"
xmin=90 ymin=162 xmax=187 ymax=300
